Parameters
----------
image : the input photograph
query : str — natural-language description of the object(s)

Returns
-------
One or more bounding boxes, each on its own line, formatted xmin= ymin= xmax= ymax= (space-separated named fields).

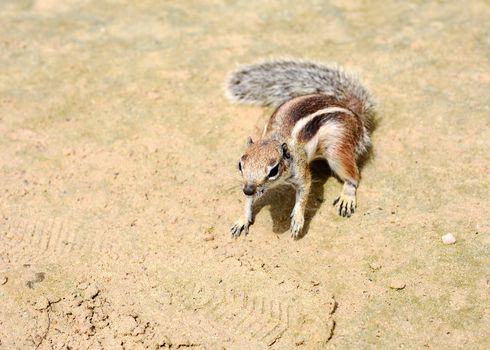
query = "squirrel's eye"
xmin=268 ymin=164 xmax=279 ymax=178
xmin=238 ymin=162 xmax=242 ymax=172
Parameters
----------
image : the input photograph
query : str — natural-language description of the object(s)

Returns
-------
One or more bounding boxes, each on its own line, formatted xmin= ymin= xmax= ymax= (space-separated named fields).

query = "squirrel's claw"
xmin=230 ymin=219 xmax=249 ymax=237
xmin=290 ymin=213 xmax=305 ymax=239
xmin=333 ymin=193 xmax=356 ymax=217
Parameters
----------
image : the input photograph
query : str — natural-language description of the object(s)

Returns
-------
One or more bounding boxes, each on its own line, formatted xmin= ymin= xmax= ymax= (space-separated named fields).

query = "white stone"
xmin=442 ymin=233 xmax=456 ymax=245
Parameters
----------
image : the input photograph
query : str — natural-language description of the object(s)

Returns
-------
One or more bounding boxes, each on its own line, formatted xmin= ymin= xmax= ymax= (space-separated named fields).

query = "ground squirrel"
xmin=225 ymin=59 xmax=375 ymax=239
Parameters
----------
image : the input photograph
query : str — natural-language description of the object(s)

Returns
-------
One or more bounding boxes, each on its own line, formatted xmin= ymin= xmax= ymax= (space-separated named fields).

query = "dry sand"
xmin=0 ymin=0 xmax=489 ymax=349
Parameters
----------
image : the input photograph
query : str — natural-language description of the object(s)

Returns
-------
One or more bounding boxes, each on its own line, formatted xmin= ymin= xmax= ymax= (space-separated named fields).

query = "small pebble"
xmin=84 ymin=284 xmax=100 ymax=300
xmin=77 ymin=281 xmax=89 ymax=290
xmin=442 ymin=233 xmax=456 ymax=245
xmin=369 ymin=262 xmax=382 ymax=271
xmin=47 ymin=294 xmax=61 ymax=303
xmin=0 ymin=276 xmax=7 ymax=285
xmin=116 ymin=315 xmax=138 ymax=336
xmin=33 ymin=296 xmax=50 ymax=310
xmin=389 ymin=279 xmax=406 ymax=290
xmin=132 ymin=325 xmax=146 ymax=336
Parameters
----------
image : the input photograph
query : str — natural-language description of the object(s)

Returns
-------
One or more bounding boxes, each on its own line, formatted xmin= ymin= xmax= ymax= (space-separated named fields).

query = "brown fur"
xmin=298 ymin=112 xmax=342 ymax=142
xmin=245 ymin=94 xmax=364 ymax=196
xmin=265 ymin=94 xmax=348 ymax=137
xmin=332 ymin=113 xmax=362 ymax=182
xmin=229 ymin=61 xmax=375 ymax=237
xmin=334 ymin=142 xmax=359 ymax=182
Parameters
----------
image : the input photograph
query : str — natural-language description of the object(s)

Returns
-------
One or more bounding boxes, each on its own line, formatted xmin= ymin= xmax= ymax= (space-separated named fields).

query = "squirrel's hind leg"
xmin=323 ymin=143 xmax=360 ymax=217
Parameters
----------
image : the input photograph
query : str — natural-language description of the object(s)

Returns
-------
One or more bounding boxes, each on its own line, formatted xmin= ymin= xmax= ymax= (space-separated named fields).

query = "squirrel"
xmin=225 ymin=59 xmax=375 ymax=239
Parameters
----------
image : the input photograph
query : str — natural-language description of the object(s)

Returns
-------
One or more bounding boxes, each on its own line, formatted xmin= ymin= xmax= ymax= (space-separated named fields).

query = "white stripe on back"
xmin=291 ymin=106 xmax=353 ymax=141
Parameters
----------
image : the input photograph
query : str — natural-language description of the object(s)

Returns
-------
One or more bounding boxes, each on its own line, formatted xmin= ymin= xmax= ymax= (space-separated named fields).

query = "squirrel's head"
xmin=238 ymin=137 xmax=291 ymax=197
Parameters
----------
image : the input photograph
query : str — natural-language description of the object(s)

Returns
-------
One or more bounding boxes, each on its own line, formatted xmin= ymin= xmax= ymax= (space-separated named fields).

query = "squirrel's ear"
xmin=247 ymin=136 xmax=254 ymax=146
xmin=281 ymin=143 xmax=290 ymax=159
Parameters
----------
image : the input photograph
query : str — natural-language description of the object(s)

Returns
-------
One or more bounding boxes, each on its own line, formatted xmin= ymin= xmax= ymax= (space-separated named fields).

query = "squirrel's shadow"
xmin=252 ymin=160 xmax=331 ymax=239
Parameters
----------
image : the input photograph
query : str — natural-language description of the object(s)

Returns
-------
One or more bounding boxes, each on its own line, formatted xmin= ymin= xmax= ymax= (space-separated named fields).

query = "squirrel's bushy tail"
xmin=226 ymin=59 xmax=375 ymax=128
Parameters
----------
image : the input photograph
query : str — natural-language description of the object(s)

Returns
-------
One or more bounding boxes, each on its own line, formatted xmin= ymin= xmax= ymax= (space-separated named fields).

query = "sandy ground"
xmin=0 ymin=0 xmax=489 ymax=349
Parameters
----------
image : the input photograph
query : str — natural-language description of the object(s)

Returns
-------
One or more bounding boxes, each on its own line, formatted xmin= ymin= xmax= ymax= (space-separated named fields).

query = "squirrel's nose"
xmin=243 ymin=184 xmax=256 ymax=196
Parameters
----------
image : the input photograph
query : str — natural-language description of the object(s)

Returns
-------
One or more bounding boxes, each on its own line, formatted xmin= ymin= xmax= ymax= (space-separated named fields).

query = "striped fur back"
xmin=226 ymin=59 xmax=375 ymax=131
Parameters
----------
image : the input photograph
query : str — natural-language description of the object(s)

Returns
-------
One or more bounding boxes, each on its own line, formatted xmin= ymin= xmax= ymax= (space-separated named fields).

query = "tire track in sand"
xmin=0 ymin=206 xmax=117 ymax=272
xmin=148 ymin=263 xmax=335 ymax=348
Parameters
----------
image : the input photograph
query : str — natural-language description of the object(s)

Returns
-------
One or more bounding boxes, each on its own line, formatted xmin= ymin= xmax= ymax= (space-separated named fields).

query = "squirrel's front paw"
xmin=290 ymin=213 xmax=305 ymax=239
xmin=333 ymin=193 xmax=356 ymax=217
xmin=230 ymin=218 xmax=250 ymax=238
